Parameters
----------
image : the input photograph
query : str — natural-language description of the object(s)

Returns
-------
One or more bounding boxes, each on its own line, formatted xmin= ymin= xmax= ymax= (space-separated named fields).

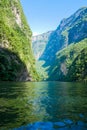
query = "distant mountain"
xmin=38 ymin=7 xmax=87 ymax=81
xmin=32 ymin=31 xmax=52 ymax=60
xmin=0 ymin=0 xmax=39 ymax=81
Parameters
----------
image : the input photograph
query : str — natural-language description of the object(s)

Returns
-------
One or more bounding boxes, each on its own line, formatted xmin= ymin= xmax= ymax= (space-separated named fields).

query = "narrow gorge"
xmin=0 ymin=1 xmax=87 ymax=130
xmin=0 ymin=0 xmax=87 ymax=82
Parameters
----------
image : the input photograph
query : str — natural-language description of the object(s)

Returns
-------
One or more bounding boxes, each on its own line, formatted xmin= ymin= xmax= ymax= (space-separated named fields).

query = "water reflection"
xmin=0 ymin=82 xmax=87 ymax=129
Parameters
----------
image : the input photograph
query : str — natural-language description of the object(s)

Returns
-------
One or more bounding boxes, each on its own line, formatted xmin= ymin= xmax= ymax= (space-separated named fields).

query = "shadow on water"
xmin=0 ymin=82 xmax=87 ymax=129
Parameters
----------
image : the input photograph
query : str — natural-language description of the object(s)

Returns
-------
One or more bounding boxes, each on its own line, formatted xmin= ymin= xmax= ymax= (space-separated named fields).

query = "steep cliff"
xmin=40 ymin=7 xmax=87 ymax=65
xmin=38 ymin=7 xmax=87 ymax=81
xmin=0 ymin=0 xmax=39 ymax=81
xmin=32 ymin=31 xmax=52 ymax=60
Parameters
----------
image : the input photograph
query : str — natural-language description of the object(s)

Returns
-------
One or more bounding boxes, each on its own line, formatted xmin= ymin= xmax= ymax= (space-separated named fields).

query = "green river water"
xmin=0 ymin=82 xmax=87 ymax=130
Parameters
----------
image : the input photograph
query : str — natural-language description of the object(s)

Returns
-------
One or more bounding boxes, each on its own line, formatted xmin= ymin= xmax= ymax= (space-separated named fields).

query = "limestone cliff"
xmin=0 ymin=0 xmax=39 ymax=81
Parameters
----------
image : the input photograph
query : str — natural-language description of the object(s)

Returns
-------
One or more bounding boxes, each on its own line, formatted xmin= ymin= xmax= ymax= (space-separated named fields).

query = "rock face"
xmin=12 ymin=5 xmax=22 ymax=27
xmin=38 ymin=7 xmax=87 ymax=81
xmin=32 ymin=31 xmax=52 ymax=60
xmin=0 ymin=0 xmax=39 ymax=81
xmin=40 ymin=7 xmax=87 ymax=64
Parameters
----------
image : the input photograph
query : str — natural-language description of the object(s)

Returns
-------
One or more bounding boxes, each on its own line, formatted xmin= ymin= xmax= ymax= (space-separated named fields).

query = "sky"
xmin=20 ymin=0 xmax=87 ymax=36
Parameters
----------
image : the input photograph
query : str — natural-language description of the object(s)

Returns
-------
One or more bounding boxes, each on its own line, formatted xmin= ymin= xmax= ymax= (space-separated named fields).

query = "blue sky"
xmin=20 ymin=0 xmax=87 ymax=35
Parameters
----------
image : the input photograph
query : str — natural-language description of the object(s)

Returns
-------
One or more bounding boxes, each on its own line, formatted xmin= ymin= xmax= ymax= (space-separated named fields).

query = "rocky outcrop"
xmin=12 ymin=6 xmax=22 ymax=27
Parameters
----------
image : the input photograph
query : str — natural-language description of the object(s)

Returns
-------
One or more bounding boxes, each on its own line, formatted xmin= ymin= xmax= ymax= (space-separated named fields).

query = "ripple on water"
xmin=64 ymin=119 xmax=73 ymax=125
xmin=54 ymin=122 xmax=66 ymax=127
xmin=13 ymin=120 xmax=87 ymax=130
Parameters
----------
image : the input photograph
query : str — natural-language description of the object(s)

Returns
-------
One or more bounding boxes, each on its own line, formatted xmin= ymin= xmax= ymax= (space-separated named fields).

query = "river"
xmin=0 ymin=82 xmax=87 ymax=130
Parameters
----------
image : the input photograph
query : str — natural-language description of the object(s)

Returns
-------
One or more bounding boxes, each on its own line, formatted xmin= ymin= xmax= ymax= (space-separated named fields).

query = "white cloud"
xmin=33 ymin=32 xmax=39 ymax=36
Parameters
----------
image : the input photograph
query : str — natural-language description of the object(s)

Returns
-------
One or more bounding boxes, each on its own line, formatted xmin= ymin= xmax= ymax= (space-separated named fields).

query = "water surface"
xmin=0 ymin=82 xmax=87 ymax=129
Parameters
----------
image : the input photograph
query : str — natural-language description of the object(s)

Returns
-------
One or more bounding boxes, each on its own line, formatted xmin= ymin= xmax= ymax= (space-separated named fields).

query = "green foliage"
xmin=48 ymin=38 xmax=87 ymax=81
xmin=39 ymin=7 xmax=87 ymax=65
xmin=0 ymin=48 xmax=26 ymax=81
xmin=36 ymin=61 xmax=49 ymax=80
xmin=67 ymin=48 xmax=87 ymax=81
xmin=0 ymin=0 xmax=39 ymax=81
xmin=38 ymin=7 xmax=87 ymax=81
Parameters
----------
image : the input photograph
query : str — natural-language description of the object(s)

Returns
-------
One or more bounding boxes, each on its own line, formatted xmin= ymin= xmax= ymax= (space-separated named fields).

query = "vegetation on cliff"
xmin=36 ymin=7 xmax=87 ymax=81
xmin=48 ymin=39 xmax=87 ymax=81
xmin=0 ymin=48 xmax=30 ymax=81
xmin=0 ymin=0 xmax=39 ymax=81
xmin=40 ymin=7 xmax=87 ymax=64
